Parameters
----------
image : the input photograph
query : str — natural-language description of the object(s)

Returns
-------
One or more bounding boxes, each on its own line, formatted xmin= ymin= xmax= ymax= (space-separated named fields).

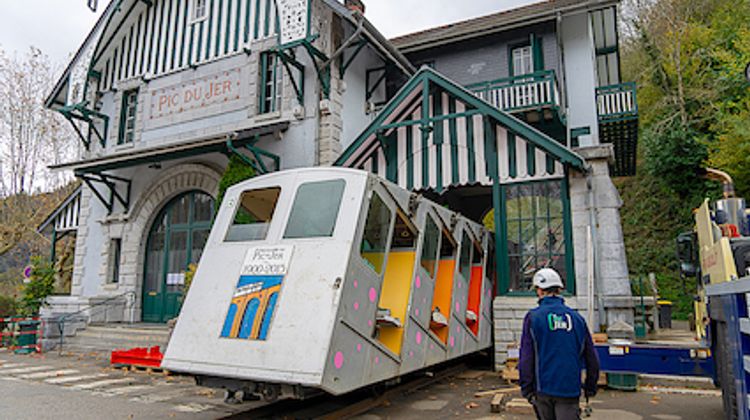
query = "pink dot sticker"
xmin=409 ymin=350 xmax=414 ymax=357
xmin=353 ymin=301 xmax=360 ymax=311
xmin=375 ymin=356 xmax=380 ymax=365
xmin=354 ymin=280 xmax=359 ymax=288
xmin=430 ymin=343 xmax=435 ymax=350
xmin=334 ymin=351 xmax=344 ymax=369
xmin=449 ymin=336 xmax=455 ymax=347
xmin=415 ymin=276 xmax=421 ymax=289
xmin=368 ymin=287 xmax=377 ymax=303
xmin=458 ymin=281 xmax=461 ymax=289
xmin=356 ymin=343 xmax=362 ymax=353
xmin=415 ymin=308 xmax=420 ymax=317
xmin=368 ymin=319 xmax=373 ymax=327
xmin=416 ymin=331 xmax=423 ymax=344
xmin=455 ymin=302 xmax=460 ymax=313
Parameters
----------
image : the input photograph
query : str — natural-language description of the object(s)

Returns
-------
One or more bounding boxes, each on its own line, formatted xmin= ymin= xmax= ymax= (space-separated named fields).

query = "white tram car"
xmin=162 ymin=167 xmax=495 ymax=400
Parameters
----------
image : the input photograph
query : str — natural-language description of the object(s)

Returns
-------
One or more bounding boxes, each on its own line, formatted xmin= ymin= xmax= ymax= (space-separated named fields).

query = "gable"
xmin=335 ymin=67 xmax=585 ymax=192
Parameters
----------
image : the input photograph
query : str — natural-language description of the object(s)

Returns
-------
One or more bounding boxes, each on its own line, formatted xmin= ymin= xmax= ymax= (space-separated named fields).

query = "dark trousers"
xmin=532 ymin=394 xmax=581 ymax=420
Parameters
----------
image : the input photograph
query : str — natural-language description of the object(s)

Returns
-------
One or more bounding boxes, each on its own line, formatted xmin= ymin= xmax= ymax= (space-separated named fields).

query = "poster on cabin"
xmin=219 ymin=246 xmax=293 ymax=341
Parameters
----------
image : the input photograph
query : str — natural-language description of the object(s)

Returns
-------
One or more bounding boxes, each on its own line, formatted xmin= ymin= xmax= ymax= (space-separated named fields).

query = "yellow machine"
xmin=678 ymin=171 xmax=750 ymax=340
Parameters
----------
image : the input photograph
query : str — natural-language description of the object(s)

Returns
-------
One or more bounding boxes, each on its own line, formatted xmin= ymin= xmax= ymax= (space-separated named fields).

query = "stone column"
xmin=572 ymin=144 xmax=634 ymax=332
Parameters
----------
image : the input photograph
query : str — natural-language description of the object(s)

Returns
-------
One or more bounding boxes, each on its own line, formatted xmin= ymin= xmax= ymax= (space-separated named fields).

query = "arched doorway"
xmin=142 ymin=191 xmax=215 ymax=323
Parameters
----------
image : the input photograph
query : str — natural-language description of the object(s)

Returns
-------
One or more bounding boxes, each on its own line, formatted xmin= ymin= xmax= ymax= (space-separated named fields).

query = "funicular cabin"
xmin=162 ymin=168 xmax=494 ymax=399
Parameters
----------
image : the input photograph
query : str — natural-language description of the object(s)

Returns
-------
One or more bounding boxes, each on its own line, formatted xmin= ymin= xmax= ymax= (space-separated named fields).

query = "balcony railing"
xmin=466 ymin=70 xmax=561 ymax=113
xmin=596 ymin=82 xmax=638 ymax=122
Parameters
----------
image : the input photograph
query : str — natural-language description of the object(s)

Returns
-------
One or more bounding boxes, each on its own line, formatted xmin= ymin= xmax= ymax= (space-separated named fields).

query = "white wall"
xmin=561 ymin=12 xmax=600 ymax=146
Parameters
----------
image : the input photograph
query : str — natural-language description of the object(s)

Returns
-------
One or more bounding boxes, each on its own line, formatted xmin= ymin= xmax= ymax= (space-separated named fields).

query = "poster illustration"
xmin=220 ymin=246 xmax=293 ymax=340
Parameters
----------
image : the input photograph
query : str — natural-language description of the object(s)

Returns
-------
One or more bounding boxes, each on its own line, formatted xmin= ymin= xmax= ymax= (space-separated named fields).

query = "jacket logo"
xmin=547 ymin=313 xmax=573 ymax=332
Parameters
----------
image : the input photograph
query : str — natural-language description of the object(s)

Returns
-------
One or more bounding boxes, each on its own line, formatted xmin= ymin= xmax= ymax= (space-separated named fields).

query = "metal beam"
xmin=79 ymin=172 xmax=132 ymax=215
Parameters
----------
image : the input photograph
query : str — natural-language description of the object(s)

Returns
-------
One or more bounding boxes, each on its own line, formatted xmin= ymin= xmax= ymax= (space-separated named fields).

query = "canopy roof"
xmin=334 ymin=67 xmax=586 ymax=192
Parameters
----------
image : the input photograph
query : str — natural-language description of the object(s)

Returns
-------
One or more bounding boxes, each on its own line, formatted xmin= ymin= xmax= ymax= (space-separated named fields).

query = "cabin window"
xmin=459 ymin=231 xmax=473 ymax=281
xmin=419 ymin=216 xmax=440 ymax=278
xmin=360 ymin=193 xmax=393 ymax=274
xmin=504 ymin=179 xmax=570 ymax=293
xmin=225 ymin=187 xmax=281 ymax=242
xmin=284 ymin=179 xmax=346 ymax=238
xmin=192 ymin=0 xmax=208 ymax=21
xmin=118 ymin=89 xmax=138 ymax=145
xmin=259 ymin=52 xmax=282 ymax=114
xmin=510 ymin=45 xmax=533 ymax=76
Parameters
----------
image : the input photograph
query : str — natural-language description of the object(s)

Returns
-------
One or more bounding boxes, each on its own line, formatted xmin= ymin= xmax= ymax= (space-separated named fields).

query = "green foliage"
xmin=20 ymin=256 xmax=56 ymax=316
xmin=642 ymin=122 xmax=708 ymax=198
xmin=0 ymin=295 xmax=18 ymax=318
xmin=216 ymin=154 xmax=257 ymax=208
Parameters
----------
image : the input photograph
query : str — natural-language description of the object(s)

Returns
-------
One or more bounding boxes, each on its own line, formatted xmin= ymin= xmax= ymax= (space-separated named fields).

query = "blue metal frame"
xmin=595 ymin=344 xmax=714 ymax=378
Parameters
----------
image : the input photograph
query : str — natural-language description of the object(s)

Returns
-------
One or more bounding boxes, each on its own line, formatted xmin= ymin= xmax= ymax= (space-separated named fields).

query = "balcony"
xmin=596 ymin=82 xmax=638 ymax=122
xmin=466 ymin=70 xmax=561 ymax=115
xmin=596 ymin=82 xmax=639 ymax=177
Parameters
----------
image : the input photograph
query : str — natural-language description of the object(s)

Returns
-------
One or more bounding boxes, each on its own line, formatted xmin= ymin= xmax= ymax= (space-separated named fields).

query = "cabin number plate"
xmin=219 ymin=245 xmax=294 ymax=341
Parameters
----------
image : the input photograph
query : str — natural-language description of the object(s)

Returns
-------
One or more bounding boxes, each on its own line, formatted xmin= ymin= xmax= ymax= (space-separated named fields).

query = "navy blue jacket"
xmin=519 ymin=296 xmax=600 ymax=399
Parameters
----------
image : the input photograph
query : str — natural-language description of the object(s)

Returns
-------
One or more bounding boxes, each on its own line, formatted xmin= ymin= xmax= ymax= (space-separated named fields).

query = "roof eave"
xmin=392 ymin=0 xmax=620 ymax=53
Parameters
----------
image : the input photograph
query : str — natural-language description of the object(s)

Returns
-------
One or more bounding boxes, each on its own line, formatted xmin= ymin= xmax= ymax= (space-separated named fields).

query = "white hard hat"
xmin=532 ymin=268 xmax=564 ymax=289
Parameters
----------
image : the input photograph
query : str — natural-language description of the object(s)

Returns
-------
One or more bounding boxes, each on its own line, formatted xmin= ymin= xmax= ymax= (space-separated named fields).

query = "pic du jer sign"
xmin=147 ymin=68 xmax=242 ymax=122
xmin=276 ymin=0 xmax=310 ymax=46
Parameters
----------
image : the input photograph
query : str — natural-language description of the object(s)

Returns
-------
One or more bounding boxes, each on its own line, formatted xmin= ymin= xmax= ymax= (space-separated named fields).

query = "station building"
xmin=41 ymin=0 xmax=638 ymax=366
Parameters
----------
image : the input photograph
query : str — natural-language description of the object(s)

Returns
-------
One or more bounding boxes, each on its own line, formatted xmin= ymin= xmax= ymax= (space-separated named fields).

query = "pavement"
xmin=0 ymin=349 xmax=258 ymax=420
xmin=0 ymin=349 xmax=725 ymax=420
xmin=353 ymin=368 xmax=725 ymax=420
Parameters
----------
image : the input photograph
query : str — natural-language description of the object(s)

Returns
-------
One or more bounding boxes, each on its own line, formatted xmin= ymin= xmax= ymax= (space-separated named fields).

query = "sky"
xmin=0 ymin=0 xmax=538 ymax=67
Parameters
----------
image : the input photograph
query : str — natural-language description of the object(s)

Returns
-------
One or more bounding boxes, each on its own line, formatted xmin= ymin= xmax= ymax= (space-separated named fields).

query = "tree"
xmin=0 ymin=46 xmax=79 ymax=196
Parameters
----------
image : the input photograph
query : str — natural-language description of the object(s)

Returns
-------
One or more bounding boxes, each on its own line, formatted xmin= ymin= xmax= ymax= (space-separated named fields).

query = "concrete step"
xmin=60 ymin=323 xmax=171 ymax=355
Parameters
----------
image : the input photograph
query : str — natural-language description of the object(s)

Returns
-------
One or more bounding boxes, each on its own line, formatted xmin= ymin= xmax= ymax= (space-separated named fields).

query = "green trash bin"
xmin=14 ymin=320 xmax=39 ymax=354
xmin=606 ymin=373 xmax=638 ymax=391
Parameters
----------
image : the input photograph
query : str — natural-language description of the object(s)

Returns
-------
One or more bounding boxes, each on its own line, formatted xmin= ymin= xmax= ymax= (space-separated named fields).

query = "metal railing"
xmin=53 ymin=291 xmax=136 ymax=354
xmin=466 ymin=70 xmax=561 ymax=113
xmin=596 ymin=82 xmax=638 ymax=121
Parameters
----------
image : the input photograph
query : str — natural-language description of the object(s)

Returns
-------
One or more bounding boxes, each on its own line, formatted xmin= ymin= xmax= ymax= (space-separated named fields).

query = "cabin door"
xmin=142 ymin=191 xmax=214 ymax=323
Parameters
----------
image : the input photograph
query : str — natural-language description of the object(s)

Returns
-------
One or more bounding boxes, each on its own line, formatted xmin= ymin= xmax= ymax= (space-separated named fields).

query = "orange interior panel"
xmin=467 ymin=265 xmax=483 ymax=335
xmin=430 ymin=259 xmax=456 ymax=343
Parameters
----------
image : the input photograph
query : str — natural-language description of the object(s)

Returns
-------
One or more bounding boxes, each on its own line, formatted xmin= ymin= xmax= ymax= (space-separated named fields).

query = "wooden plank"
xmin=490 ymin=393 xmax=504 ymax=413
xmin=474 ymin=386 xmax=520 ymax=398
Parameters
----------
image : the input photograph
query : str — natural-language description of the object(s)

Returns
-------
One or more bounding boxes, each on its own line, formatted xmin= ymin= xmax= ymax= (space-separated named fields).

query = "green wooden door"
xmin=142 ymin=191 xmax=214 ymax=323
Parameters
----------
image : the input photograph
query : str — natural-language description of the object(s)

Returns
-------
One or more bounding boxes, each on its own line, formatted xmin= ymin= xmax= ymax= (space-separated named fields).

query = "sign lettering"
xmin=148 ymin=68 xmax=242 ymax=120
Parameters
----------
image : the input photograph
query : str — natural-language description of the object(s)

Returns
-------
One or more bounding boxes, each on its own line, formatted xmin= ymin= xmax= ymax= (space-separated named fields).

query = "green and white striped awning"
xmin=335 ymin=68 xmax=586 ymax=191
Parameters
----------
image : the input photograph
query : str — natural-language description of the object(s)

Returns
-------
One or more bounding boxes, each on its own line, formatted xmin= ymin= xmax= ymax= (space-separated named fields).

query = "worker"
xmin=519 ymin=268 xmax=600 ymax=420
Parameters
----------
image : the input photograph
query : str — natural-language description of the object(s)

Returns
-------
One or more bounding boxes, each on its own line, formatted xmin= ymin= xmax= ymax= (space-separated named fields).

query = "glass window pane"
xmin=284 ymin=179 xmax=346 ymax=238
xmin=225 ymin=187 xmax=281 ymax=242
xmin=191 ymin=229 xmax=210 ymax=265
xmin=170 ymin=194 xmax=191 ymax=225
xmin=167 ymin=231 xmax=187 ymax=292
xmin=459 ymin=231 xmax=472 ymax=280
xmin=360 ymin=193 xmax=392 ymax=274
xmin=193 ymin=193 xmax=214 ymax=222
xmin=505 ymin=180 xmax=567 ymax=293
xmin=420 ymin=216 xmax=440 ymax=278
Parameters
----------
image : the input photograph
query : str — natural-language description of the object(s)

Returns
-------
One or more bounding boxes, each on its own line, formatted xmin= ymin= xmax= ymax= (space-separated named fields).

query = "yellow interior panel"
xmin=361 ymin=252 xmax=386 ymax=274
xmin=431 ymin=259 xmax=456 ymax=343
xmin=377 ymin=251 xmax=416 ymax=355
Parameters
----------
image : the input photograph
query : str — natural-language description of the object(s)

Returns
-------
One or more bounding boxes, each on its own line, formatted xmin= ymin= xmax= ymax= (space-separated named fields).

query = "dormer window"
xmin=193 ymin=0 xmax=208 ymax=21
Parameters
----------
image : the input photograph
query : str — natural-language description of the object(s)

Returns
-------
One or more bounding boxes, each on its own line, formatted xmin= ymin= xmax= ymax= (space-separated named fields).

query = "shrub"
xmin=20 ymin=256 xmax=56 ymax=316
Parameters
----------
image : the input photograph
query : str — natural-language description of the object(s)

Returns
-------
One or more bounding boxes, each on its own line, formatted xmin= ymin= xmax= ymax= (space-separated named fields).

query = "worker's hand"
xmin=526 ymin=393 xmax=537 ymax=404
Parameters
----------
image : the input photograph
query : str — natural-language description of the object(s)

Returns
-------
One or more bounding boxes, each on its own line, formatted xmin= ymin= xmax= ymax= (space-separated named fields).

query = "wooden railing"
xmin=596 ymin=82 xmax=638 ymax=121
xmin=466 ymin=70 xmax=561 ymax=113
